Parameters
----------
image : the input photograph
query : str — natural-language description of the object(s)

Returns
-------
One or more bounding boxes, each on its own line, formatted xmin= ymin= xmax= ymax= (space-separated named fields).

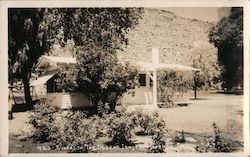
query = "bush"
xmin=131 ymin=110 xmax=166 ymax=136
xmin=105 ymin=106 xmax=136 ymax=147
xmin=147 ymin=131 xmax=166 ymax=153
xmin=29 ymin=103 xmax=58 ymax=143
xmin=147 ymin=115 xmax=167 ymax=153
xmin=29 ymin=103 xmax=168 ymax=153
xmin=50 ymin=110 xmax=97 ymax=153
xmin=129 ymin=110 xmax=167 ymax=153
xmin=158 ymin=71 xmax=193 ymax=108
xmin=196 ymin=122 xmax=238 ymax=153
xmin=105 ymin=108 xmax=167 ymax=152
xmin=173 ymin=131 xmax=186 ymax=143
xmin=30 ymin=104 xmax=98 ymax=152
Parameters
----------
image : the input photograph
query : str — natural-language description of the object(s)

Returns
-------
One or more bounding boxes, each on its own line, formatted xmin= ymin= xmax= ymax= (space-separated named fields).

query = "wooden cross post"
xmin=152 ymin=48 xmax=159 ymax=107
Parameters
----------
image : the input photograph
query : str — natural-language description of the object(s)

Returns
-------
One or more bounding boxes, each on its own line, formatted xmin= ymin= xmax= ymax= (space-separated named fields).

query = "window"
xmin=47 ymin=75 xmax=64 ymax=93
xmin=139 ymin=74 xmax=146 ymax=86
xmin=47 ymin=76 xmax=56 ymax=93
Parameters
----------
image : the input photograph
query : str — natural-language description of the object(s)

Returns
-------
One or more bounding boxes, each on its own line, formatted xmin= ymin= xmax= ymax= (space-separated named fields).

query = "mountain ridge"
xmin=118 ymin=8 xmax=217 ymax=67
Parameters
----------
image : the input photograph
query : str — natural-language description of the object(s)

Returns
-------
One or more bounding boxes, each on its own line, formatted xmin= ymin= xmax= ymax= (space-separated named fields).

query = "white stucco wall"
xmin=46 ymin=92 xmax=91 ymax=109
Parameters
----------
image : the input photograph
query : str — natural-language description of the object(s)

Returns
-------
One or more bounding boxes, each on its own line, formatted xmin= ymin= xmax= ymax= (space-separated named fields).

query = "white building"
xmin=31 ymin=48 xmax=200 ymax=109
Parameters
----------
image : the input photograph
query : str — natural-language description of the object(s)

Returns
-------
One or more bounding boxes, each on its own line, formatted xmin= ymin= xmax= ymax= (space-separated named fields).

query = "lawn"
xmin=9 ymin=93 xmax=243 ymax=153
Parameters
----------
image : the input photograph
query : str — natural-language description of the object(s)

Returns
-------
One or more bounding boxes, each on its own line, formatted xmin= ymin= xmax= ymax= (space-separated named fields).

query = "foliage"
xmin=131 ymin=110 xmax=166 ymax=136
xmin=209 ymin=7 xmax=243 ymax=90
xmin=76 ymin=49 xmax=140 ymax=113
xmin=196 ymin=122 xmax=238 ymax=153
xmin=29 ymin=103 xmax=168 ymax=152
xmin=190 ymin=42 xmax=222 ymax=90
xmin=129 ymin=110 xmax=167 ymax=153
xmin=147 ymin=131 xmax=166 ymax=153
xmin=61 ymin=8 xmax=143 ymax=113
xmin=105 ymin=107 xmax=167 ymax=151
xmin=30 ymin=103 xmax=99 ymax=152
xmin=49 ymin=8 xmax=142 ymax=113
xmin=30 ymin=104 xmax=135 ymax=151
xmin=146 ymin=112 xmax=167 ymax=153
xmin=173 ymin=131 xmax=186 ymax=143
xmin=29 ymin=103 xmax=59 ymax=143
xmin=157 ymin=70 xmax=193 ymax=107
xmin=9 ymin=9 xmax=47 ymax=105
xmin=50 ymin=110 xmax=97 ymax=153
xmin=135 ymin=112 xmax=155 ymax=135
xmin=105 ymin=106 xmax=136 ymax=147
xmin=157 ymin=43 xmax=221 ymax=105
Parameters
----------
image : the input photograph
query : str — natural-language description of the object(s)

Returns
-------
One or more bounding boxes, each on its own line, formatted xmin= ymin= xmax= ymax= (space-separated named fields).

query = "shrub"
xmin=196 ymin=122 xmax=238 ymax=153
xmin=132 ymin=111 xmax=154 ymax=135
xmin=29 ymin=103 xmax=58 ymax=143
xmin=29 ymin=103 xmax=168 ymax=153
xmin=158 ymin=71 xmax=193 ymax=108
xmin=29 ymin=104 xmax=97 ymax=152
xmin=105 ymin=108 xmax=167 ymax=151
xmin=173 ymin=131 xmax=186 ymax=143
xmin=147 ymin=112 xmax=167 ymax=153
xmin=147 ymin=115 xmax=167 ymax=153
xmin=96 ymin=101 xmax=110 ymax=116
xmin=131 ymin=110 xmax=166 ymax=136
xmin=106 ymin=106 xmax=136 ymax=147
xmin=147 ymin=131 xmax=166 ymax=153
xmin=129 ymin=110 xmax=167 ymax=153
xmin=50 ymin=110 xmax=97 ymax=153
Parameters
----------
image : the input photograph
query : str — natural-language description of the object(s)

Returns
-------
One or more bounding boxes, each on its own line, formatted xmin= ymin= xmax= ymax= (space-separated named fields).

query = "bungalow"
xmin=31 ymin=48 xmax=200 ymax=109
xmin=31 ymin=56 xmax=91 ymax=109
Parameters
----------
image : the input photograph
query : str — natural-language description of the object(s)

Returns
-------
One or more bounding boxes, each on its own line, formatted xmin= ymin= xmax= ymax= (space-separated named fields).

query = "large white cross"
xmin=145 ymin=48 xmax=159 ymax=107
xmin=152 ymin=48 xmax=158 ymax=107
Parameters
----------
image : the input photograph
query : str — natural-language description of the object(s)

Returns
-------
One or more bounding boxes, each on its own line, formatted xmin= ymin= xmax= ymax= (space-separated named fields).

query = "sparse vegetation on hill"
xmin=119 ymin=8 xmax=216 ymax=66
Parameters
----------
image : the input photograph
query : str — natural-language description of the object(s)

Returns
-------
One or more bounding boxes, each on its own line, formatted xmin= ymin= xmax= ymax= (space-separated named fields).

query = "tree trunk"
xmin=194 ymin=85 xmax=197 ymax=99
xmin=22 ymin=75 xmax=33 ymax=108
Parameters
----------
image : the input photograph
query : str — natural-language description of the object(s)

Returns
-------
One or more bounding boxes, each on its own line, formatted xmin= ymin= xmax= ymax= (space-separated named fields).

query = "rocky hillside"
xmin=118 ymin=8 xmax=217 ymax=66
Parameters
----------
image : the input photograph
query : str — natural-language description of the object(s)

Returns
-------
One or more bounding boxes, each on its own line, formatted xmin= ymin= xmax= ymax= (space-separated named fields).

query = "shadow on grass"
xmin=189 ymin=98 xmax=209 ymax=100
xmin=135 ymin=131 xmax=154 ymax=136
xmin=11 ymin=100 xmax=40 ymax=113
xmin=104 ymin=140 xmax=136 ymax=148
xmin=217 ymin=90 xmax=243 ymax=95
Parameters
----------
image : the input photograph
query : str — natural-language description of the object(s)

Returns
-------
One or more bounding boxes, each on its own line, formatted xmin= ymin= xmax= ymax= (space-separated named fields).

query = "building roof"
xmin=30 ymin=74 xmax=55 ymax=86
xmin=36 ymin=56 xmax=77 ymax=71
xmin=120 ymin=61 xmax=200 ymax=72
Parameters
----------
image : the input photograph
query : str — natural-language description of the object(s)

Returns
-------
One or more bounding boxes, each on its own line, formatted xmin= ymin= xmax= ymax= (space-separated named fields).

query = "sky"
xmin=164 ymin=7 xmax=231 ymax=22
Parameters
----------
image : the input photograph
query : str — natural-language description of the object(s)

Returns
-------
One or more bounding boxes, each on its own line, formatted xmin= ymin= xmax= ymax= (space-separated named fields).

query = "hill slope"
xmin=119 ymin=8 xmax=217 ymax=66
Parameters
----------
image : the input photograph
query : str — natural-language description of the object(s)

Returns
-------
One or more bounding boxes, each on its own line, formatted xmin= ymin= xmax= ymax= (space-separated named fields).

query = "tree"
xmin=8 ymin=9 xmax=49 ymax=107
xmin=209 ymin=7 xmax=243 ymax=90
xmin=190 ymin=42 xmax=222 ymax=98
xmin=59 ymin=8 xmax=143 ymax=113
xmin=76 ymin=47 xmax=139 ymax=113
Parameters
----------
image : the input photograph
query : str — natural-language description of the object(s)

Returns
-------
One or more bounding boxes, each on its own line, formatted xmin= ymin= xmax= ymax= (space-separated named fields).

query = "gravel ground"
xmin=158 ymin=93 xmax=243 ymax=142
